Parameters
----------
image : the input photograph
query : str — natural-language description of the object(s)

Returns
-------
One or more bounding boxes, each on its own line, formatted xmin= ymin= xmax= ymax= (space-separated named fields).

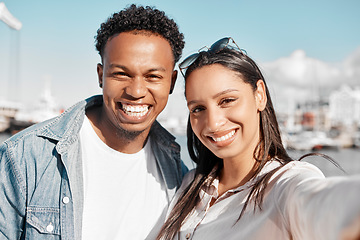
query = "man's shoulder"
xmin=3 ymin=96 xmax=99 ymax=146
xmin=149 ymin=121 xmax=189 ymax=179
xmin=150 ymin=121 xmax=178 ymax=145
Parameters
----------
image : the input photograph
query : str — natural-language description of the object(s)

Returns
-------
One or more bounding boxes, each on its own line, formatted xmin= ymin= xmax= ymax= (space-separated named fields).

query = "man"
xmin=0 ymin=4 xmax=187 ymax=239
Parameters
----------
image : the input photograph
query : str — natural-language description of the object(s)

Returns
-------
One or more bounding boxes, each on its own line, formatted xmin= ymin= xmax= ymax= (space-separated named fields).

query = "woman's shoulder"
xmin=266 ymin=160 xmax=325 ymax=184
xmin=282 ymin=160 xmax=324 ymax=174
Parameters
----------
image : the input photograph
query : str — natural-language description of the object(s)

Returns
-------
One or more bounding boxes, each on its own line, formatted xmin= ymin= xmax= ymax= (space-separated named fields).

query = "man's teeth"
xmin=122 ymin=103 xmax=149 ymax=117
xmin=212 ymin=130 xmax=235 ymax=142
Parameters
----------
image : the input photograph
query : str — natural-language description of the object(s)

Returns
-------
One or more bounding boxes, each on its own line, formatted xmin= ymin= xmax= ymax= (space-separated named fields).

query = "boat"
xmin=285 ymin=131 xmax=340 ymax=151
xmin=0 ymin=100 xmax=22 ymax=132
xmin=0 ymin=115 xmax=9 ymax=132
xmin=9 ymin=85 xmax=61 ymax=134
xmin=353 ymin=131 xmax=360 ymax=148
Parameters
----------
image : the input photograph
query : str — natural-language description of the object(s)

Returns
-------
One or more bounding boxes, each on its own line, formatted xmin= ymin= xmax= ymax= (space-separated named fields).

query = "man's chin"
xmin=116 ymin=127 xmax=145 ymax=141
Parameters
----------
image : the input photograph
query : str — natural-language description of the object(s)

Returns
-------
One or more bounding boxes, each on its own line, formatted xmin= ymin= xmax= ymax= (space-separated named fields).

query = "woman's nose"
xmin=205 ymin=107 xmax=226 ymax=132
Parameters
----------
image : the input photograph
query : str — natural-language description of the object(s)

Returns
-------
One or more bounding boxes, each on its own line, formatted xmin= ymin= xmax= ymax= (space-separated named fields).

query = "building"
xmin=329 ymin=85 xmax=360 ymax=127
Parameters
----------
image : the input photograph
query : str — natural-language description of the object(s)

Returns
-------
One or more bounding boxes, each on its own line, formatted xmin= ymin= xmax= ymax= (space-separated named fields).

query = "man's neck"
xmin=85 ymin=106 xmax=150 ymax=154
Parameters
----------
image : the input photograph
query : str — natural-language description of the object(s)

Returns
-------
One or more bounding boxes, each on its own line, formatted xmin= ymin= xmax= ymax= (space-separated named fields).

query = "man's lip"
xmin=120 ymin=102 xmax=151 ymax=112
xmin=117 ymin=102 xmax=151 ymax=120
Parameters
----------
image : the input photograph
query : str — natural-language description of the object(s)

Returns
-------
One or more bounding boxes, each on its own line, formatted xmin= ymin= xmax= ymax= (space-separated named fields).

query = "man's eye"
xmin=146 ymin=74 xmax=162 ymax=81
xmin=149 ymin=74 xmax=160 ymax=78
xmin=190 ymin=106 xmax=205 ymax=114
xmin=113 ymin=72 xmax=128 ymax=76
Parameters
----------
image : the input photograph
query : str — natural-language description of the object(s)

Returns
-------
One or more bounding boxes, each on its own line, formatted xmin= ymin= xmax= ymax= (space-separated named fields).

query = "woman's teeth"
xmin=211 ymin=130 xmax=235 ymax=142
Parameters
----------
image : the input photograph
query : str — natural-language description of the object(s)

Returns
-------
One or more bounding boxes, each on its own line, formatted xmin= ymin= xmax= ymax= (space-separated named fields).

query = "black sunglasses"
xmin=178 ymin=37 xmax=247 ymax=77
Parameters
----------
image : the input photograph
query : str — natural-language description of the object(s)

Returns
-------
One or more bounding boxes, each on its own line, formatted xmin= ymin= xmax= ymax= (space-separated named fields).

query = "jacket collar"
xmin=37 ymin=95 xmax=102 ymax=154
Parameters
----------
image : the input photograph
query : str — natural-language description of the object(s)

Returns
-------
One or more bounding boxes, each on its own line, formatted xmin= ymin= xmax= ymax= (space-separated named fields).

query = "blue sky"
xmin=1 ymin=0 xmax=360 ymax=110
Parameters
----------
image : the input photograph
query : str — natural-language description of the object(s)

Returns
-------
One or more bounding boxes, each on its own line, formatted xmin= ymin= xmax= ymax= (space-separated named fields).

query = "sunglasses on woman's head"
xmin=178 ymin=37 xmax=247 ymax=77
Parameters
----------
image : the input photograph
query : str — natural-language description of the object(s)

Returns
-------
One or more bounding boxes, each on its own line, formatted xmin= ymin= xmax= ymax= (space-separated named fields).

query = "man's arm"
xmin=0 ymin=142 xmax=26 ymax=239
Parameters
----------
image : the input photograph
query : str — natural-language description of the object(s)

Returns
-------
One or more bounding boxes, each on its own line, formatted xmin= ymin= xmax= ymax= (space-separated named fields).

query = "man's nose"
xmin=125 ymin=77 xmax=147 ymax=99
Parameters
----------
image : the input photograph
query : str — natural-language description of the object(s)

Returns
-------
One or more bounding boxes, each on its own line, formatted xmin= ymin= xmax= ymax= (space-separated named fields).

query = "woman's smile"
xmin=206 ymin=129 xmax=237 ymax=147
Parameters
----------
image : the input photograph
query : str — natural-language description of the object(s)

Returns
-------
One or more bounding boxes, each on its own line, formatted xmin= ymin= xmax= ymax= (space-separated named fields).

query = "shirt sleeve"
xmin=274 ymin=161 xmax=360 ymax=240
xmin=0 ymin=142 xmax=26 ymax=239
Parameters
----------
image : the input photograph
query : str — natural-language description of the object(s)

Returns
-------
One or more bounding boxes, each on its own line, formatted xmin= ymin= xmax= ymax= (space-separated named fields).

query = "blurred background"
xmin=1 ymin=0 xmax=359 ymax=174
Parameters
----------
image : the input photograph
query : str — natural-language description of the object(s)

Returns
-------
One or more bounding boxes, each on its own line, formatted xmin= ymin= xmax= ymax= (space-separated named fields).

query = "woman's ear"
xmin=255 ymin=80 xmax=267 ymax=111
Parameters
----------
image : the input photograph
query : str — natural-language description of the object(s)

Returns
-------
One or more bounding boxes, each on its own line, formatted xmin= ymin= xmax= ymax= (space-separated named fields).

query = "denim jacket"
xmin=0 ymin=95 xmax=188 ymax=240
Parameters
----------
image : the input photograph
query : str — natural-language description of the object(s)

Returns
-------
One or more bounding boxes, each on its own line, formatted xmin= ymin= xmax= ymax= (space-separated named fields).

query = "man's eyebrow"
xmin=146 ymin=67 xmax=166 ymax=72
xmin=108 ymin=64 xmax=166 ymax=73
xmin=109 ymin=64 xmax=128 ymax=71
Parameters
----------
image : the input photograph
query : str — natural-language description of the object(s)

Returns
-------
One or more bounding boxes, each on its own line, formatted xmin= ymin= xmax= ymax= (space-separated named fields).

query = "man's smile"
xmin=120 ymin=102 xmax=150 ymax=117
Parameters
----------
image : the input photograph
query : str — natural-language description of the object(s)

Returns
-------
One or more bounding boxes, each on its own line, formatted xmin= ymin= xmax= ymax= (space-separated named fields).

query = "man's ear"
xmin=169 ymin=70 xmax=178 ymax=94
xmin=97 ymin=63 xmax=103 ymax=88
xmin=255 ymin=80 xmax=267 ymax=111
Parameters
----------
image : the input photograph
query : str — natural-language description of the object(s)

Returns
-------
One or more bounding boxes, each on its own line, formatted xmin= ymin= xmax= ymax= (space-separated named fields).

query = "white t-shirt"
xmin=80 ymin=116 xmax=168 ymax=240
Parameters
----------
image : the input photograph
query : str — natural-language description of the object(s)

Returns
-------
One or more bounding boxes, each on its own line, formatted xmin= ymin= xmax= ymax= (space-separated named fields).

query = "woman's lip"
xmin=206 ymin=129 xmax=237 ymax=147
xmin=209 ymin=129 xmax=236 ymax=142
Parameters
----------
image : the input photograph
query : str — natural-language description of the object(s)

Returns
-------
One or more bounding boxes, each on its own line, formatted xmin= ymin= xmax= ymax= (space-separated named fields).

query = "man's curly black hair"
xmin=95 ymin=4 xmax=185 ymax=64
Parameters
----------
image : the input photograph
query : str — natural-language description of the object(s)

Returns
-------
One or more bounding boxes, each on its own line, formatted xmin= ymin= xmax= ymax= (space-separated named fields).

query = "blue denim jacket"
xmin=0 ymin=95 xmax=188 ymax=240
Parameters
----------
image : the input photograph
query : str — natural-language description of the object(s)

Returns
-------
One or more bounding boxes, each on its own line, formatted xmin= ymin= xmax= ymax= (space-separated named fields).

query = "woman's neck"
xmin=217 ymin=156 xmax=258 ymax=197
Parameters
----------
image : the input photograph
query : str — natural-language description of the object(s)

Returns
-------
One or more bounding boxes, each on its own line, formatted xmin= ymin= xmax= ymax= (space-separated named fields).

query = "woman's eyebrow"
xmin=213 ymin=89 xmax=239 ymax=99
xmin=187 ymin=89 xmax=239 ymax=106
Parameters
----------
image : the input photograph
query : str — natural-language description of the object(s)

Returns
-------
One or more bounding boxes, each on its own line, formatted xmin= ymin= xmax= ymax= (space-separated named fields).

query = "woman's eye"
xmin=220 ymin=98 xmax=237 ymax=105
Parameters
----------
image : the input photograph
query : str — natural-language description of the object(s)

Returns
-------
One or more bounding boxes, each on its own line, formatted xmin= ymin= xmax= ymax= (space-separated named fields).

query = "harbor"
xmin=0 ymin=83 xmax=63 ymax=134
xmin=1 ymin=131 xmax=359 ymax=177
xmin=1 ymin=1 xmax=359 ymax=177
xmin=173 ymin=134 xmax=360 ymax=177
xmin=1 ymin=82 xmax=360 ymax=176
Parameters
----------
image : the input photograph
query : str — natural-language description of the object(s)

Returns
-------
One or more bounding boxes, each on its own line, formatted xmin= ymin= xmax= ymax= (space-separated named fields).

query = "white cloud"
xmin=260 ymin=47 xmax=360 ymax=113
xmin=261 ymin=49 xmax=342 ymax=88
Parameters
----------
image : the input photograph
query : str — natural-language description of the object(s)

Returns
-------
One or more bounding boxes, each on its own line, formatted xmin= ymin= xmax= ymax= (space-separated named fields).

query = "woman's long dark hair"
xmin=157 ymin=48 xmax=330 ymax=239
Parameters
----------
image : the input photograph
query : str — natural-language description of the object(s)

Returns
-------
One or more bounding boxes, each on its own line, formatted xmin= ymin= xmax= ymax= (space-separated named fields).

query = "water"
xmin=174 ymin=135 xmax=360 ymax=177
xmin=287 ymin=148 xmax=360 ymax=177
xmin=1 ymin=132 xmax=359 ymax=177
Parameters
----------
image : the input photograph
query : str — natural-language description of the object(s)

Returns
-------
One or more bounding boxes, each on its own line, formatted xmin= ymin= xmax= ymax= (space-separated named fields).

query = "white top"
xmin=80 ymin=116 xmax=168 ymax=240
xmin=168 ymin=160 xmax=360 ymax=240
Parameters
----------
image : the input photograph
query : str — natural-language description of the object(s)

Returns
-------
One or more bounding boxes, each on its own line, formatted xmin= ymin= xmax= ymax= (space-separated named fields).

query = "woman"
xmin=157 ymin=37 xmax=360 ymax=240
